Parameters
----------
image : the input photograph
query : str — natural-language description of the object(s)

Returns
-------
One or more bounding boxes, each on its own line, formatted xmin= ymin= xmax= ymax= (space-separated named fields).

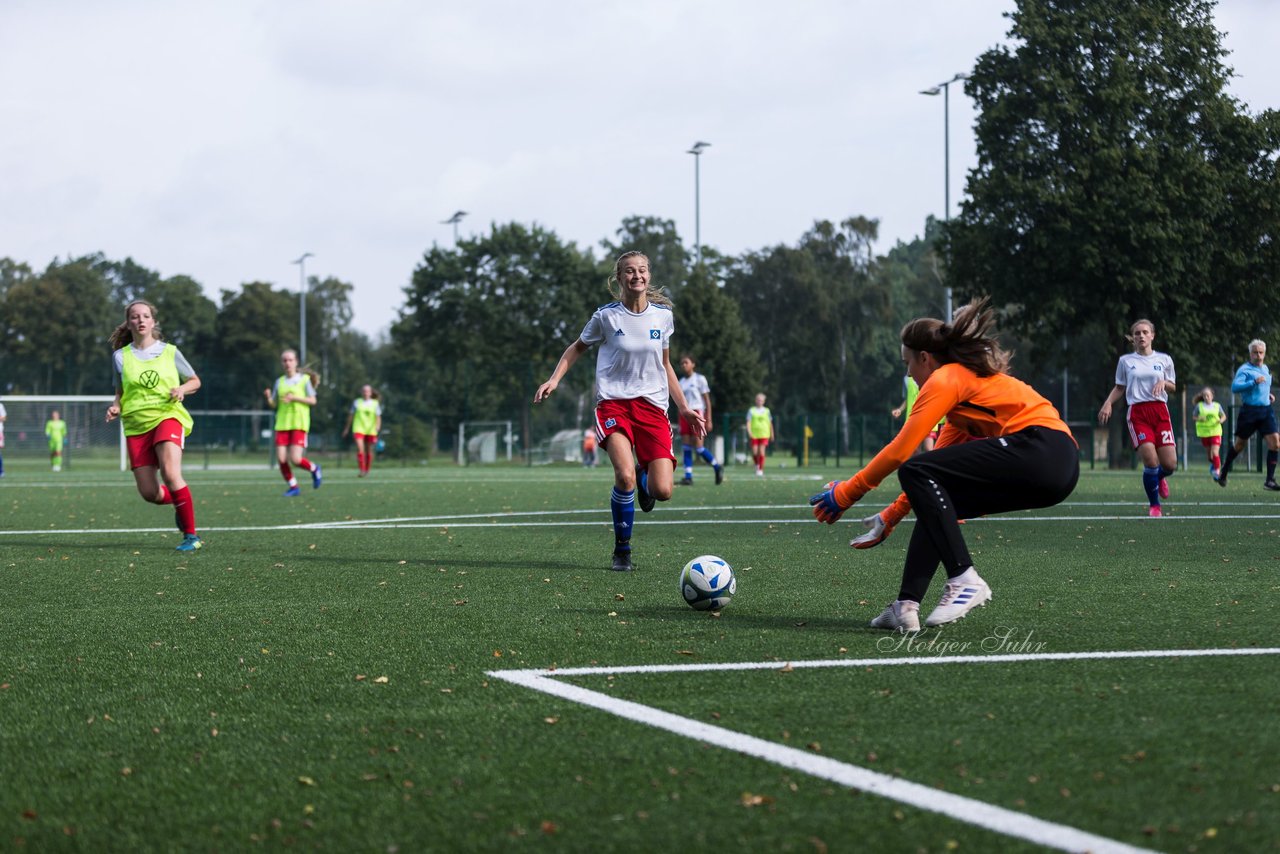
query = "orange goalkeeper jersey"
xmin=842 ymin=363 xmax=1074 ymax=498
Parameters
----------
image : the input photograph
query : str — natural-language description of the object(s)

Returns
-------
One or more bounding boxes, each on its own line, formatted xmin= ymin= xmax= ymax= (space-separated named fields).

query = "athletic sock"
xmin=157 ymin=485 xmax=174 ymax=504
xmin=1211 ymin=453 xmax=1221 ymax=470
xmin=357 ymin=451 xmax=365 ymax=472
xmin=173 ymin=486 xmax=196 ymax=535
xmin=698 ymin=447 xmax=718 ymax=467
xmin=610 ymin=487 xmax=635 ymax=547
xmin=279 ymin=462 xmax=294 ymax=483
xmin=1222 ymin=446 xmax=1240 ymax=475
xmin=1142 ymin=466 xmax=1161 ymax=506
xmin=682 ymin=445 xmax=693 ymax=478
xmin=1268 ymin=450 xmax=1277 ymax=481
xmin=299 ymin=457 xmax=315 ymax=473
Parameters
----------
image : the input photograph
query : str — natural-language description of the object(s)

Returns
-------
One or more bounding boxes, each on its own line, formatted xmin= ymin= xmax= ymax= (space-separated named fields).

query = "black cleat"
xmin=1218 ymin=470 xmax=1229 ymax=487
xmin=611 ymin=550 xmax=633 ymax=572
xmin=714 ymin=464 xmax=724 ymax=485
xmin=679 ymin=477 xmax=694 ymax=486
xmin=636 ymin=466 xmax=655 ymax=512
xmin=1265 ymin=480 xmax=1280 ymax=492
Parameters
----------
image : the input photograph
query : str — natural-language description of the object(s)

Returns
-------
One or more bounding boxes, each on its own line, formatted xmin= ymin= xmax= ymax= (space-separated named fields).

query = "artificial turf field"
xmin=1 ymin=459 xmax=1277 ymax=852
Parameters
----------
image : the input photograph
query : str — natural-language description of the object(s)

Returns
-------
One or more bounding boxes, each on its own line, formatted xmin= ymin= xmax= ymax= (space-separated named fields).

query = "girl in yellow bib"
xmin=264 ymin=349 xmax=322 ymax=497
xmin=1192 ymin=386 xmax=1227 ymax=479
xmin=341 ymin=385 xmax=382 ymax=477
xmin=105 ymin=300 xmax=203 ymax=552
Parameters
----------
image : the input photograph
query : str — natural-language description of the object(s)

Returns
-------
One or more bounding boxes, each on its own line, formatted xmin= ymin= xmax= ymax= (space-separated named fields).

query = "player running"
xmin=1191 ymin=386 xmax=1226 ymax=480
xmin=1098 ymin=319 xmax=1177 ymax=516
xmin=342 ymin=385 xmax=382 ymax=478
xmin=810 ymin=298 xmax=1079 ymax=631
xmin=1217 ymin=339 xmax=1280 ymax=490
xmin=676 ymin=354 xmax=723 ymax=485
xmin=264 ymin=350 xmax=322 ymax=497
xmin=105 ymin=300 xmax=204 ymax=552
xmin=746 ymin=393 xmax=774 ymax=476
xmin=534 ymin=250 xmax=706 ymax=572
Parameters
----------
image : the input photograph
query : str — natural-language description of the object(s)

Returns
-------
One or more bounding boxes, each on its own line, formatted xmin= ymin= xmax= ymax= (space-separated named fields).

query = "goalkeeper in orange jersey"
xmin=810 ymin=298 xmax=1078 ymax=631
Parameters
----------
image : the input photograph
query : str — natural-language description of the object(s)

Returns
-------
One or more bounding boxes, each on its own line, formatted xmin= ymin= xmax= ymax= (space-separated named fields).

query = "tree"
xmin=949 ymin=0 xmax=1280 ymax=419
xmin=209 ymin=282 xmax=299 ymax=408
xmin=673 ymin=265 xmax=765 ymax=423
xmin=146 ymin=275 xmax=218 ymax=356
xmin=389 ymin=223 xmax=603 ymax=452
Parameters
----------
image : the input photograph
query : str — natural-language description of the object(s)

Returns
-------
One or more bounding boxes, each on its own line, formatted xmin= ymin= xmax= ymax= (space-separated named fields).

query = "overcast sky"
xmin=3 ymin=0 xmax=1276 ymax=339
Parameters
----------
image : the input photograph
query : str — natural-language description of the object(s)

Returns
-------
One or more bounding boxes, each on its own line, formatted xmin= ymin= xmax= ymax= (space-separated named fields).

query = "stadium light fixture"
xmin=292 ymin=252 xmax=314 ymax=364
xmin=442 ymin=210 xmax=468 ymax=244
xmin=686 ymin=141 xmax=711 ymax=269
xmin=920 ymin=72 xmax=969 ymax=321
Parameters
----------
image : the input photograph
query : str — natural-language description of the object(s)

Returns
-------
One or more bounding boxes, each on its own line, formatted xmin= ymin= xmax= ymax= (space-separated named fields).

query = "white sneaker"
xmin=924 ymin=569 xmax=992 ymax=627
xmin=870 ymin=599 xmax=920 ymax=632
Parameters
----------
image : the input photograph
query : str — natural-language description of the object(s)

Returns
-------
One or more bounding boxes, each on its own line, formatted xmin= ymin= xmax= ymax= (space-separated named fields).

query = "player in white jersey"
xmin=676 ymin=354 xmax=723 ymax=485
xmin=535 ymin=251 xmax=706 ymax=571
xmin=1098 ymin=319 xmax=1177 ymax=516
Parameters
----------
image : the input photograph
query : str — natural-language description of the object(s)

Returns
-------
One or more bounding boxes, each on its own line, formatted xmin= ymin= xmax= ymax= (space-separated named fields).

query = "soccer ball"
xmin=679 ymin=555 xmax=736 ymax=611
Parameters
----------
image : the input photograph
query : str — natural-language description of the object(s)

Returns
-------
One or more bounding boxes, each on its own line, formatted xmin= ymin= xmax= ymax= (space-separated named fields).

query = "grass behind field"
xmin=1 ymin=463 xmax=1278 ymax=852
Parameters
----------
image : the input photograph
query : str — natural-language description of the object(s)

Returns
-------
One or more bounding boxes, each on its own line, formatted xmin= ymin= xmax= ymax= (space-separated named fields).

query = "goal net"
xmin=0 ymin=395 xmax=125 ymax=471
xmin=457 ymin=421 xmax=514 ymax=465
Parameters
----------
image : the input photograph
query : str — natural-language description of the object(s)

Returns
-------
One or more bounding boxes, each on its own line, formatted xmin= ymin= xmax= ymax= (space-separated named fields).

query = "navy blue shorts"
xmin=1234 ymin=404 xmax=1279 ymax=440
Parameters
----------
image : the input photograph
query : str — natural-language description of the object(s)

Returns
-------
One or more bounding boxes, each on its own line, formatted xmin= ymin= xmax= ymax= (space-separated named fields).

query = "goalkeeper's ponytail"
xmin=900 ymin=297 xmax=1010 ymax=377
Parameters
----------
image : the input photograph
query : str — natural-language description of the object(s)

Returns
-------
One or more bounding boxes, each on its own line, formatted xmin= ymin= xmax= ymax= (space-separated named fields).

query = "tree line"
xmin=3 ymin=0 xmax=1277 ymax=462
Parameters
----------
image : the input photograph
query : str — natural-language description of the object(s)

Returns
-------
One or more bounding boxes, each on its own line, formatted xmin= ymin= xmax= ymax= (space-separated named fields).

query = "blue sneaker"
xmin=175 ymin=534 xmax=203 ymax=552
xmin=311 ymin=464 xmax=323 ymax=489
xmin=284 ymin=485 xmax=301 ymax=497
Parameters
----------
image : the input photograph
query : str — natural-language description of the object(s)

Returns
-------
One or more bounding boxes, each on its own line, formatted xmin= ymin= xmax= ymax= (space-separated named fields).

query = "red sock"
xmin=356 ymin=451 xmax=365 ymax=471
xmin=173 ymin=486 xmax=196 ymax=535
xmin=1212 ymin=453 xmax=1221 ymax=468
xmin=299 ymin=457 xmax=315 ymax=473
xmin=279 ymin=462 xmax=293 ymax=482
xmin=157 ymin=485 xmax=174 ymax=505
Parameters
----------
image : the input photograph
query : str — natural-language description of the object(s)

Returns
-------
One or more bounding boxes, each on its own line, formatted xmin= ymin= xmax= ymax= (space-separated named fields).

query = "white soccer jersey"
xmin=679 ymin=371 xmax=710 ymax=413
xmin=580 ymin=301 xmax=674 ymax=411
xmin=1115 ymin=351 xmax=1175 ymax=404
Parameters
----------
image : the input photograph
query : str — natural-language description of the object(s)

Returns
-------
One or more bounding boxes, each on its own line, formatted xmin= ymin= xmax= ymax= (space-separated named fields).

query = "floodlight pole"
xmin=920 ymin=73 xmax=968 ymax=321
xmin=442 ymin=210 xmax=468 ymax=245
xmin=293 ymin=252 xmax=313 ymax=364
xmin=687 ymin=141 xmax=710 ymax=269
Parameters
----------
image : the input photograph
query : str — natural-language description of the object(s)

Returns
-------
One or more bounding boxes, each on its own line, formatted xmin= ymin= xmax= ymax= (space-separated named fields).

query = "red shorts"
xmin=1200 ymin=435 xmax=1222 ymax=448
xmin=275 ymin=429 xmax=309 ymax=447
xmin=678 ymin=414 xmax=706 ymax=437
xmin=354 ymin=432 xmax=377 ymax=443
xmin=1126 ymin=401 xmax=1175 ymax=449
xmin=126 ymin=418 xmax=186 ymax=470
xmin=595 ymin=399 xmax=674 ymax=467
xmin=750 ymin=438 xmax=770 ymax=453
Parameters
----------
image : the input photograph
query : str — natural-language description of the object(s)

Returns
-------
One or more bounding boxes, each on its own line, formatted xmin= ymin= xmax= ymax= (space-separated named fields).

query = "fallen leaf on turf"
xmin=373 ymin=676 xmax=388 ymax=684
xmin=398 ymin=560 xmax=406 ymax=565
xmin=740 ymin=793 xmax=774 ymax=807
xmin=779 ymin=662 xmax=794 ymax=672
xmin=541 ymin=821 xmax=558 ymax=835
xmin=308 ymin=544 xmax=316 ymax=550
xmin=211 ymin=728 xmax=219 ymax=737
xmin=355 ymin=674 xmax=366 ymax=681
xmin=677 ymin=650 xmax=694 ymax=656
xmin=614 ymin=593 xmax=624 ymax=601
xmin=607 ymin=611 xmax=618 ymax=617
xmin=544 ymin=717 xmax=559 ymax=725
xmin=297 ymin=776 xmax=316 ymax=786
xmin=807 ymin=742 xmax=821 ymax=752
xmin=493 ymin=650 xmax=502 ymax=658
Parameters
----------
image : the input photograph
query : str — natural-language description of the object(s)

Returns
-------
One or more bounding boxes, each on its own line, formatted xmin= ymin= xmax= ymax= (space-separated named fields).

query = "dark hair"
xmin=607 ymin=250 xmax=672 ymax=307
xmin=109 ymin=300 xmax=164 ymax=351
xmin=900 ymin=297 xmax=1010 ymax=377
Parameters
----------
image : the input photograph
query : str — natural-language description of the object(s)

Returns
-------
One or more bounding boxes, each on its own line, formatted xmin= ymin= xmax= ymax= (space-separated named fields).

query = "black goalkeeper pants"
xmin=895 ymin=426 xmax=1079 ymax=603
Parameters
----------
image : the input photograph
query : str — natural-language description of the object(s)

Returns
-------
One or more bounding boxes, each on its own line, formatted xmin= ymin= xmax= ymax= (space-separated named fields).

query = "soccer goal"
xmin=0 ymin=395 xmax=126 ymax=471
xmin=457 ymin=421 xmax=514 ymax=465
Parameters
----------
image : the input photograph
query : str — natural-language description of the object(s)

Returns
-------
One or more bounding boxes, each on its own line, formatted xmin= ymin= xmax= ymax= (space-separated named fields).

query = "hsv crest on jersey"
xmin=649 ymin=329 xmax=660 ymax=339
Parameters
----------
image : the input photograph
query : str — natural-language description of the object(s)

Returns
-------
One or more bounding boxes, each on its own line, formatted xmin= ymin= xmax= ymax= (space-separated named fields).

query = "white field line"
xmin=490 ymin=647 xmax=1280 ymax=853
xmin=4 ymin=508 xmax=1280 ymax=537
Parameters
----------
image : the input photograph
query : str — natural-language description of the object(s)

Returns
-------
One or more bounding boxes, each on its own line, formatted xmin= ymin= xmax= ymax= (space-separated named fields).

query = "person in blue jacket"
xmin=1218 ymin=339 xmax=1280 ymax=490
